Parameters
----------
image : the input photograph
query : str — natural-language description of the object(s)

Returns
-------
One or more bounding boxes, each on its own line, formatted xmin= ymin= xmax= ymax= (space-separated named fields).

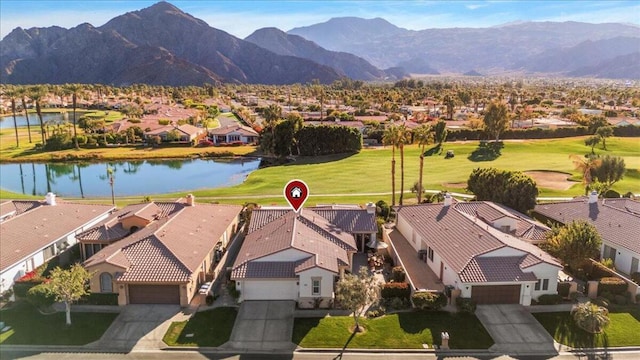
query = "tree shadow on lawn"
xmin=396 ymin=311 xmax=494 ymax=349
xmin=539 ymin=312 xmax=609 ymax=350
xmin=467 ymin=141 xmax=504 ymax=162
xmin=424 ymin=144 xmax=442 ymax=157
xmin=282 ymin=152 xmax=358 ymax=166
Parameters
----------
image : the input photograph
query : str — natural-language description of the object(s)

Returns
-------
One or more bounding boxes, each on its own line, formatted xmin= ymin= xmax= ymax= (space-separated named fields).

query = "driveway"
xmin=226 ymin=301 xmax=296 ymax=351
xmin=476 ymin=304 xmax=557 ymax=356
xmin=87 ymin=304 xmax=185 ymax=352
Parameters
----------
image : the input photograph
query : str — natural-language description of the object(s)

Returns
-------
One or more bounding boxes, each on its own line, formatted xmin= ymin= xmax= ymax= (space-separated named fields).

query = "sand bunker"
xmin=525 ymin=171 xmax=578 ymax=190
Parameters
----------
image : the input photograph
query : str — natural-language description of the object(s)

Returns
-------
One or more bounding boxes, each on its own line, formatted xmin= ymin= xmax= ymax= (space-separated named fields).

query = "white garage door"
xmin=242 ymin=280 xmax=298 ymax=300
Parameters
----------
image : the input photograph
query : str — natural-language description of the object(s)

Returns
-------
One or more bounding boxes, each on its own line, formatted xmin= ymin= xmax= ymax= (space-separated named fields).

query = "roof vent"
xmin=589 ymin=190 xmax=598 ymax=204
xmin=45 ymin=192 xmax=56 ymax=206
xmin=443 ymin=192 xmax=452 ymax=207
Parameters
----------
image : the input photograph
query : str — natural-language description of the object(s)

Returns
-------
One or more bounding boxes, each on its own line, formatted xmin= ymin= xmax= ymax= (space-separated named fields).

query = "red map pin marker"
xmin=284 ymin=179 xmax=309 ymax=213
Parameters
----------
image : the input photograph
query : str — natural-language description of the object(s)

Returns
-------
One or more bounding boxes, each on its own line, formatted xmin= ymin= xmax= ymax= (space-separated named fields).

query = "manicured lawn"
xmin=533 ymin=307 xmax=640 ymax=348
xmin=292 ymin=311 xmax=494 ymax=349
xmin=163 ymin=307 xmax=237 ymax=347
xmin=0 ymin=302 xmax=118 ymax=345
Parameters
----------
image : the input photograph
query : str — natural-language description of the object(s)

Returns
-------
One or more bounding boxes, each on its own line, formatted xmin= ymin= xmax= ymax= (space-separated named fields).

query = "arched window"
xmin=100 ymin=272 xmax=113 ymax=293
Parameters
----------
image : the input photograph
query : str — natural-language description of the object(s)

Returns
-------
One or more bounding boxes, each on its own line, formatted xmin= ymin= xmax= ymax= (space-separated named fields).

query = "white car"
xmin=198 ymin=282 xmax=212 ymax=295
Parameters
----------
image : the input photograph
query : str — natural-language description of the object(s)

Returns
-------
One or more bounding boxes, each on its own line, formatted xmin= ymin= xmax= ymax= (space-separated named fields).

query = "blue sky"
xmin=1 ymin=0 xmax=638 ymax=39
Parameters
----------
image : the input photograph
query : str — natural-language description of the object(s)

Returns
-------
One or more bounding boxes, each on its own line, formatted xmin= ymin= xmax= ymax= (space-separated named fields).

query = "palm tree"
xmin=16 ymin=86 xmax=33 ymax=143
xmin=383 ymin=124 xmax=401 ymax=207
xmin=571 ymin=302 xmax=610 ymax=334
xmin=413 ymin=124 xmax=432 ymax=203
xmin=443 ymin=94 xmax=455 ymax=120
xmin=64 ymin=83 xmax=84 ymax=149
xmin=5 ymin=88 xmax=20 ymax=148
xmin=397 ymin=124 xmax=411 ymax=206
xmin=107 ymin=165 xmax=115 ymax=205
xmin=29 ymin=85 xmax=48 ymax=146
xmin=570 ymin=154 xmax=602 ymax=191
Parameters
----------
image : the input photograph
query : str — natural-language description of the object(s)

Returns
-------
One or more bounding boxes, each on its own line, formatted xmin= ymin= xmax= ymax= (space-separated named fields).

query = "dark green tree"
xmin=595 ymin=126 xmax=613 ymax=150
xmin=483 ymin=101 xmax=509 ymax=142
xmin=592 ymin=155 xmax=625 ymax=192
xmin=467 ymin=167 xmax=538 ymax=213
xmin=433 ymin=120 xmax=448 ymax=145
xmin=541 ymin=220 xmax=602 ymax=271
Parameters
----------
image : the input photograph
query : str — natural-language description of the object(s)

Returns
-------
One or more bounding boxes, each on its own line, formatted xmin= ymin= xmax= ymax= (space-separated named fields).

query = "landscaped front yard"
xmin=0 ymin=302 xmax=118 ymax=345
xmin=533 ymin=307 xmax=640 ymax=348
xmin=163 ymin=307 xmax=237 ymax=347
xmin=292 ymin=311 xmax=494 ymax=349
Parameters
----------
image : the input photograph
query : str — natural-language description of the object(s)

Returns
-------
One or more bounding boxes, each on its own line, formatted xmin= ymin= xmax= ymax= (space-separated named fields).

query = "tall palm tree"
xmin=397 ymin=124 xmax=411 ymax=206
xmin=383 ymin=124 xmax=401 ymax=207
xmin=570 ymin=154 xmax=602 ymax=192
xmin=64 ymin=83 xmax=84 ymax=149
xmin=5 ymin=88 xmax=20 ymax=148
xmin=443 ymin=94 xmax=455 ymax=120
xmin=413 ymin=124 xmax=432 ymax=203
xmin=29 ymin=85 xmax=48 ymax=146
xmin=16 ymin=86 xmax=33 ymax=143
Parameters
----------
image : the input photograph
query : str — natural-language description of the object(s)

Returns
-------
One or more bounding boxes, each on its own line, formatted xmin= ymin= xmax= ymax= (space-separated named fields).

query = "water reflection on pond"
xmin=0 ymin=158 xmax=260 ymax=197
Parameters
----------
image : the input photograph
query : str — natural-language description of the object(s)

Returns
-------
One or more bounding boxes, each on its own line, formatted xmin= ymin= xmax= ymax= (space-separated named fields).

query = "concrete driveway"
xmin=226 ymin=300 xmax=296 ymax=351
xmin=476 ymin=304 xmax=557 ymax=356
xmin=88 ymin=304 xmax=185 ymax=352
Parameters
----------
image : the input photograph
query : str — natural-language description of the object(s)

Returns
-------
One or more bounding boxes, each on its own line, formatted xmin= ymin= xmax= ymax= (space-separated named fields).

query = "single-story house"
xmin=533 ymin=192 xmax=640 ymax=277
xmin=231 ymin=205 xmax=377 ymax=308
xmin=0 ymin=194 xmax=114 ymax=294
xmin=208 ymin=124 xmax=258 ymax=145
xmin=83 ymin=196 xmax=242 ymax=306
xmin=394 ymin=195 xmax=562 ymax=305
xmin=144 ymin=124 xmax=205 ymax=143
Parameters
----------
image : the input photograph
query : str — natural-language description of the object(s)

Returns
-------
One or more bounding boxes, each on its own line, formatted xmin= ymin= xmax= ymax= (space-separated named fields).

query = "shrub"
xmin=557 ymin=282 xmax=571 ymax=298
xmin=385 ymin=297 xmax=410 ymax=310
xmin=569 ymin=292 xmax=580 ymax=302
xmin=26 ymin=283 xmax=55 ymax=309
xmin=455 ymin=297 xmax=476 ymax=313
xmin=603 ymin=190 xmax=620 ymax=198
xmin=537 ymin=294 xmax=563 ymax=305
xmin=614 ymin=294 xmax=628 ymax=305
xmin=600 ymin=258 xmax=615 ymax=269
xmin=158 ymin=119 xmax=170 ymax=125
xmin=77 ymin=292 xmax=119 ymax=305
xmin=601 ymin=291 xmax=615 ymax=301
xmin=205 ymin=294 xmax=216 ymax=306
xmin=383 ymin=255 xmax=395 ymax=267
xmin=227 ymin=282 xmax=240 ymax=299
xmin=381 ymin=282 xmax=410 ymax=300
xmin=391 ymin=266 xmax=406 ymax=283
xmin=598 ymin=277 xmax=627 ymax=295
xmin=572 ymin=302 xmax=610 ymax=334
xmin=412 ymin=291 xmax=447 ymax=311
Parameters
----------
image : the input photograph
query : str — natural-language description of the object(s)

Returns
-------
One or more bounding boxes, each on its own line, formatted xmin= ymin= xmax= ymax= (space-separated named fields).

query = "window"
xmin=228 ymin=135 xmax=241 ymax=142
xmin=542 ymin=279 xmax=549 ymax=291
xmin=428 ymin=247 xmax=434 ymax=262
xmin=535 ymin=279 xmax=541 ymax=291
xmin=100 ymin=272 xmax=113 ymax=293
xmin=312 ymin=278 xmax=321 ymax=296
xmin=603 ymin=245 xmax=617 ymax=262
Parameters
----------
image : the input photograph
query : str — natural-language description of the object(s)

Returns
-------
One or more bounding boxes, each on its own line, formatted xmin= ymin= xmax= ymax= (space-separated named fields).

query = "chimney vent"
xmin=45 ymin=192 xmax=56 ymax=206
xmin=588 ymin=190 xmax=598 ymax=204
xmin=186 ymin=194 xmax=195 ymax=206
xmin=366 ymin=202 xmax=376 ymax=214
xmin=443 ymin=192 xmax=452 ymax=207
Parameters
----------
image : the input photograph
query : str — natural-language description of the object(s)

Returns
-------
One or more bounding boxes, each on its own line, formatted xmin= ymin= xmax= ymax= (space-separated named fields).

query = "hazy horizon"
xmin=1 ymin=0 xmax=639 ymax=40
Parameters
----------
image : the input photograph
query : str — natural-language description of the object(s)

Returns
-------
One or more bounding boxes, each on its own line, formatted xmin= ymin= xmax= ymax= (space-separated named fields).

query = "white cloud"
xmin=466 ymin=4 xmax=488 ymax=10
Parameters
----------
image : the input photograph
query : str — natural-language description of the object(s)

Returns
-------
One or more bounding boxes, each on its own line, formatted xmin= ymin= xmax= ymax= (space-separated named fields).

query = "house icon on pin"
xmin=291 ymin=187 xmax=302 ymax=198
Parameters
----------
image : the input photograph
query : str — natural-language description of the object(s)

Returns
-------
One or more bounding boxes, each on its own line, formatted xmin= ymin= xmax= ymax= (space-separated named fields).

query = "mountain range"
xmin=1 ymin=1 xmax=639 ymax=86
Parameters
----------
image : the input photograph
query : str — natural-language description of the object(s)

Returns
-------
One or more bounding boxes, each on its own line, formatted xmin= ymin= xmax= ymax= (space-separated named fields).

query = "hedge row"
xmin=411 ymin=291 xmax=447 ymax=310
xmin=598 ymin=277 xmax=627 ymax=295
xmin=381 ymin=282 xmax=410 ymax=300
xmin=77 ymin=292 xmax=119 ymax=305
xmin=445 ymin=125 xmax=639 ymax=142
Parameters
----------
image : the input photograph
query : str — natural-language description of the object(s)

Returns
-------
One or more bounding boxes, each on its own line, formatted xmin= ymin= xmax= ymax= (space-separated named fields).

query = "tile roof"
xmin=396 ymin=202 xmax=561 ymax=284
xmin=231 ymin=261 xmax=297 ymax=279
xmin=602 ymin=198 xmax=640 ymax=215
xmin=1 ymin=200 xmax=41 ymax=219
xmin=84 ymin=203 xmax=241 ymax=283
xmin=534 ymin=199 xmax=640 ymax=254
xmin=232 ymin=209 xmax=358 ymax=279
xmin=460 ymin=256 xmax=538 ymax=283
xmin=454 ymin=201 xmax=550 ymax=242
xmin=209 ymin=124 xmax=258 ymax=136
xmin=310 ymin=208 xmax=377 ymax=233
xmin=1 ymin=201 xmax=115 ymax=271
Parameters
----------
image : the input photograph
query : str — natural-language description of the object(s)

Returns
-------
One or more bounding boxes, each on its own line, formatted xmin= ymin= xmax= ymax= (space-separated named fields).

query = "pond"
xmin=0 ymin=112 xmax=74 ymax=129
xmin=0 ymin=158 xmax=261 ymax=198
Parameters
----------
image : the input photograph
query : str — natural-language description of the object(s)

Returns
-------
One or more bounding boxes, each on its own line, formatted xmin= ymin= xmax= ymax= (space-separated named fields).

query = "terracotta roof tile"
xmin=115 ymin=237 xmax=191 ymax=282
xmin=231 ymin=261 xmax=298 ymax=279
xmin=534 ymin=199 xmax=640 ymax=254
xmin=310 ymin=208 xmax=377 ymax=233
xmin=1 ymin=201 xmax=114 ymax=271
xmin=460 ymin=256 xmax=538 ymax=283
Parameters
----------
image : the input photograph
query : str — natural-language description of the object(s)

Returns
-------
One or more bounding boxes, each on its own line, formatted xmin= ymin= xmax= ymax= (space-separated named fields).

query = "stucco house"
xmin=393 ymin=195 xmax=561 ymax=305
xmin=0 ymin=194 xmax=114 ymax=295
xmin=533 ymin=192 xmax=640 ymax=277
xmin=208 ymin=124 xmax=258 ymax=145
xmin=145 ymin=124 xmax=205 ymax=143
xmin=82 ymin=196 xmax=242 ymax=306
xmin=231 ymin=205 xmax=377 ymax=308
